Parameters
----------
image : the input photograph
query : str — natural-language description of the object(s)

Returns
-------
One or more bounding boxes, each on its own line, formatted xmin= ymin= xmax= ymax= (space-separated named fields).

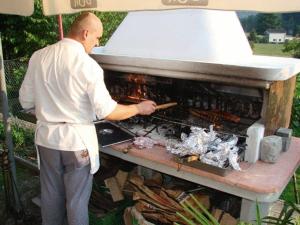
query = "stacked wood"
xmin=212 ymin=209 xmax=238 ymax=225
xmin=104 ymin=170 xmax=129 ymax=202
xmin=128 ymin=176 xmax=211 ymax=225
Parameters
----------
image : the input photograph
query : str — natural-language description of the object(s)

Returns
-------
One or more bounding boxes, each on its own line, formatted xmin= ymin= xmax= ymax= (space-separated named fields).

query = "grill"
xmin=91 ymin=9 xmax=300 ymax=168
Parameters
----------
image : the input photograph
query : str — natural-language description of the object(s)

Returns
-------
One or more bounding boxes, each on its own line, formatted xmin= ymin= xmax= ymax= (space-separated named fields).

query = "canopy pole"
xmin=57 ymin=15 xmax=64 ymax=40
xmin=0 ymin=34 xmax=22 ymax=213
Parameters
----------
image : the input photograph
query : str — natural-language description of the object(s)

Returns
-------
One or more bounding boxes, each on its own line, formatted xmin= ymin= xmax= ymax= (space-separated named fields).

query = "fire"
xmin=126 ymin=74 xmax=147 ymax=99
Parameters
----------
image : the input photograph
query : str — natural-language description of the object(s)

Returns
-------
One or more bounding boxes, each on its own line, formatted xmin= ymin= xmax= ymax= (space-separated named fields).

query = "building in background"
xmin=266 ymin=29 xmax=286 ymax=43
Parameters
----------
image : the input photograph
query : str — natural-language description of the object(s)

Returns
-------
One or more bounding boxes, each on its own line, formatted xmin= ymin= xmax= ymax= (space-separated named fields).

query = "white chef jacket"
xmin=19 ymin=38 xmax=117 ymax=174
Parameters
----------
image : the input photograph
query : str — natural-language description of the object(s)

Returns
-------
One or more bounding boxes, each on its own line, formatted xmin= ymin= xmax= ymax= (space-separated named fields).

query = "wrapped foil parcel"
xmin=166 ymin=125 xmax=241 ymax=170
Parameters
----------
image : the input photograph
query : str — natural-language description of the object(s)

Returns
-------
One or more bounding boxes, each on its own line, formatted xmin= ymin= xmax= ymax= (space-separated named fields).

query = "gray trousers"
xmin=38 ymin=146 xmax=93 ymax=225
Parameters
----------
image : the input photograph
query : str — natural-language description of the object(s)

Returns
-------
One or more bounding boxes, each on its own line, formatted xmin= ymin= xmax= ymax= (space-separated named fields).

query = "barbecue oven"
xmin=91 ymin=9 xmax=300 ymax=168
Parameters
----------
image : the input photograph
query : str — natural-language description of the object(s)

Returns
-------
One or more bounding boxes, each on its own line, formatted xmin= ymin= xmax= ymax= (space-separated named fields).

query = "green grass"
xmin=253 ymin=43 xmax=293 ymax=57
xmin=280 ymin=168 xmax=300 ymax=203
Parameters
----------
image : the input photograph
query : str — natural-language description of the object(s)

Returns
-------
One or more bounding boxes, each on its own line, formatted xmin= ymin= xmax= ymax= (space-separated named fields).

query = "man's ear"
xmin=82 ymin=30 xmax=89 ymax=40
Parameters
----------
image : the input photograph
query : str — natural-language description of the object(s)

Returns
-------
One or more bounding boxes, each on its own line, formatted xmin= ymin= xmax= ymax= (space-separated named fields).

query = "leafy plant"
xmin=283 ymin=39 xmax=300 ymax=58
xmin=173 ymin=194 xmax=300 ymax=225
xmin=261 ymin=202 xmax=300 ymax=225
xmin=291 ymin=74 xmax=300 ymax=137
xmin=175 ymin=194 xmax=220 ymax=225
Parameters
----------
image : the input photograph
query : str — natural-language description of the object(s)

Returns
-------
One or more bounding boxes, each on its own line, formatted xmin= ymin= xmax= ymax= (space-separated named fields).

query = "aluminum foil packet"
xmin=167 ymin=125 xmax=241 ymax=170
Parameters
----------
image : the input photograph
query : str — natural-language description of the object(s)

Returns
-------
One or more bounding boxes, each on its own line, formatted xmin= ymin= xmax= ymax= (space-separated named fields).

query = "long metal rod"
xmin=57 ymin=15 xmax=64 ymax=40
xmin=151 ymin=115 xmax=248 ymax=138
xmin=293 ymin=173 xmax=299 ymax=204
xmin=0 ymin=33 xmax=22 ymax=212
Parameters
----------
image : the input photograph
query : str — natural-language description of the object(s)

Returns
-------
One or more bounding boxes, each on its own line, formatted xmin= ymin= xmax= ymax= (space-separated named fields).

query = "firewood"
xmin=144 ymin=172 xmax=163 ymax=187
xmin=115 ymin=170 xmax=128 ymax=190
xmin=123 ymin=207 xmax=133 ymax=225
xmin=142 ymin=212 xmax=172 ymax=224
xmin=130 ymin=177 xmax=179 ymax=210
xmin=159 ymin=189 xmax=182 ymax=211
xmin=132 ymin=191 xmax=175 ymax=212
xmin=165 ymin=189 xmax=185 ymax=199
xmin=212 ymin=209 xmax=237 ymax=225
xmin=131 ymin=207 xmax=156 ymax=225
xmin=135 ymin=200 xmax=177 ymax=215
xmin=104 ymin=177 xmax=124 ymax=202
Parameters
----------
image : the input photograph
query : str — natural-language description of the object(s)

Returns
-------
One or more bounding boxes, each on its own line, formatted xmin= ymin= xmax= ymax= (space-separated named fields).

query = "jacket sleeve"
xmin=86 ymin=62 xmax=117 ymax=119
xmin=19 ymin=55 xmax=35 ymax=109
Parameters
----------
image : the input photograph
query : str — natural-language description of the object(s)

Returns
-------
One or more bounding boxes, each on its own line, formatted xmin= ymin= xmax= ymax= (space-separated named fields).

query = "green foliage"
xmin=255 ymin=202 xmax=263 ymax=225
xmin=176 ymin=194 xmax=220 ymax=225
xmin=291 ymin=75 xmax=300 ymax=137
xmin=240 ymin=15 xmax=257 ymax=33
xmin=241 ymin=13 xmax=300 ymax=35
xmin=256 ymin=14 xmax=282 ymax=35
xmin=281 ymin=13 xmax=300 ymax=36
xmin=249 ymin=30 xmax=258 ymax=43
xmin=261 ymin=202 xmax=300 ymax=225
xmin=0 ymin=0 xmax=126 ymax=60
xmin=0 ymin=0 xmax=58 ymax=59
xmin=0 ymin=122 xmax=34 ymax=153
xmin=283 ymin=39 xmax=300 ymax=59
xmin=96 ymin=12 xmax=127 ymax=45
xmin=175 ymin=195 xmax=300 ymax=225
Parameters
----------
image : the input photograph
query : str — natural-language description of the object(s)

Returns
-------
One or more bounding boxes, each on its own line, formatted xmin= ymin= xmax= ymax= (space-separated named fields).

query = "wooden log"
xmin=130 ymin=177 xmax=180 ymax=211
xmin=104 ymin=177 xmax=124 ymax=202
xmin=212 ymin=209 xmax=237 ymax=225
xmin=263 ymin=76 xmax=296 ymax=136
xmin=115 ymin=170 xmax=128 ymax=190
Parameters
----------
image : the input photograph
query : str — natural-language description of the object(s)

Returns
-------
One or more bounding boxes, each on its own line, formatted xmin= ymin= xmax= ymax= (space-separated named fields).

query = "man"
xmin=19 ymin=12 xmax=156 ymax=225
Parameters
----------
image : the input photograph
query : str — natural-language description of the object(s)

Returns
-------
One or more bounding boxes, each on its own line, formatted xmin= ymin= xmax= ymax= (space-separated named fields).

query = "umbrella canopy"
xmin=0 ymin=0 xmax=34 ymax=16
xmin=1 ymin=0 xmax=300 ymax=17
xmin=42 ymin=0 xmax=300 ymax=16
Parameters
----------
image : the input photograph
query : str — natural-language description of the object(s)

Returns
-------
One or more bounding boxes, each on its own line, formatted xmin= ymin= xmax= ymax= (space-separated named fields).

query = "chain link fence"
xmin=4 ymin=59 xmax=28 ymax=116
xmin=1 ymin=59 xmax=36 ymax=162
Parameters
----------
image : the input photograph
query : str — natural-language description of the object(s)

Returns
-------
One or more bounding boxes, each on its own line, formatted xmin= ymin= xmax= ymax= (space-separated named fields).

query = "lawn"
xmin=253 ymin=43 xmax=293 ymax=57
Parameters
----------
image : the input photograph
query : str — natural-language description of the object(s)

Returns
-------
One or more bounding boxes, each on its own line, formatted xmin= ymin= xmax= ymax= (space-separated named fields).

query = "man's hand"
xmin=136 ymin=100 xmax=157 ymax=115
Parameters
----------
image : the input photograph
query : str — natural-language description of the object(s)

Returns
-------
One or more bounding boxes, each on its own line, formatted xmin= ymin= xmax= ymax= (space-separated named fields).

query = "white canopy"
xmin=42 ymin=0 xmax=300 ymax=16
xmin=1 ymin=0 xmax=300 ymax=17
xmin=0 ymin=0 xmax=34 ymax=16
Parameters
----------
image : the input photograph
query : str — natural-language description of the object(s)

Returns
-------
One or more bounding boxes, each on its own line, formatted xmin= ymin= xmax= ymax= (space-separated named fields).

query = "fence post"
xmin=0 ymin=33 xmax=22 ymax=213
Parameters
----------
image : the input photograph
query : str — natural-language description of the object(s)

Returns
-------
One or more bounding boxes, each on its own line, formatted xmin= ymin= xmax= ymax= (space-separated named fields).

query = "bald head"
xmin=68 ymin=12 xmax=103 ymax=53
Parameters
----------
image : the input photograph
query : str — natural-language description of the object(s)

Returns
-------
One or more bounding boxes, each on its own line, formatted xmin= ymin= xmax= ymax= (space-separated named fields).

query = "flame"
xmin=126 ymin=74 xmax=147 ymax=99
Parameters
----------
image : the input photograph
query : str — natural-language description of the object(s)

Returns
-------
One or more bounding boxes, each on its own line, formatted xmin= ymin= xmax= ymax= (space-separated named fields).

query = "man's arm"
xmin=105 ymin=100 xmax=156 ymax=121
xmin=87 ymin=64 xmax=156 ymax=121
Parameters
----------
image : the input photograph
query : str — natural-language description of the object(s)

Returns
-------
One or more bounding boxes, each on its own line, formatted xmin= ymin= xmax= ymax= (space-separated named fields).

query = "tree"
xmin=281 ymin=13 xmax=300 ymax=36
xmin=0 ymin=0 xmax=126 ymax=60
xmin=249 ymin=30 xmax=258 ymax=43
xmin=283 ymin=39 xmax=300 ymax=58
xmin=0 ymin=0 xmax=58 ymax=59
xmin=256 ymin=13 xmax=282 ymax=35
xmin=240 ymin=15 xmax=257 ymax=33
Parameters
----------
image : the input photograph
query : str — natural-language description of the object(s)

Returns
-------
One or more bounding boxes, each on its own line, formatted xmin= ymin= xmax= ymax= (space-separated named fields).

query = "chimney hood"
xmin=91 ymin=9 xmax=300 ymax=87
